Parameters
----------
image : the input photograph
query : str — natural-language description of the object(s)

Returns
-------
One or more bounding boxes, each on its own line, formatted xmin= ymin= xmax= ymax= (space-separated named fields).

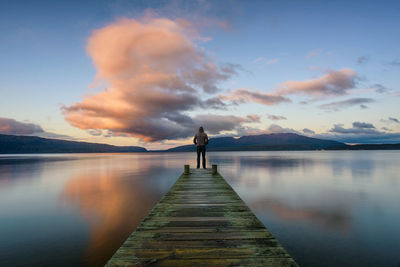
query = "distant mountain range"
xmin=167 ymin=133 xmax=400 ymax=151
xmin=0 ymin=133 xmax=399 ymax=154
xmin=0 ymin=134 xmax=147 ymax=153
xmin=167 ymin=133 xmax=347 ymax=152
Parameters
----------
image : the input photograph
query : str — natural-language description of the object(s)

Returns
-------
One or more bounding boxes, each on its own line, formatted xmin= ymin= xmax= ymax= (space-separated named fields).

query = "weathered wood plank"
xmin=107 ymin=257 xmax=298 ymax=267
xmin=106 ymin=168 xmax=298 ymax=266
xmin=135 ymin=227 xmax=270 ymax=233
xmin=129 ymin=231 xmax=274 ymax=241
xmin=120 ymin=247 xmax=291 ymax=259
xmin=121 ymin=239 xmax=283 ymax=249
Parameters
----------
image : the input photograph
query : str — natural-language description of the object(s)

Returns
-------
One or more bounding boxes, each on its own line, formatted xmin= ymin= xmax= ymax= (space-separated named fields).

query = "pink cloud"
xmin=63 ymin=17 xmax=251 ymax=142
xmin=318 ymin=97 xmax=374 ymax=111
xmin=279 ymin=68 xmax=357 ymax=96
xmin=267 ymin=114 xmax=287 ymax=121
xmin=0 ymin=117 xmax=43 ymax=135
xmin=194 ymin=114 xmax=260 ymax=134
xmin=235 ymin=124 xmax=300 ymax=136
xmin=220 ymin=88 xmax=291 ymax=106
xmin=218 ymin=68 xmax=358 ymax=107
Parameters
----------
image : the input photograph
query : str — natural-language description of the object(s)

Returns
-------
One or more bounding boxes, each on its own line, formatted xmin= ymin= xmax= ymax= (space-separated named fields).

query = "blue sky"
xmin=1 ymin=0 xmax=399 ymax=148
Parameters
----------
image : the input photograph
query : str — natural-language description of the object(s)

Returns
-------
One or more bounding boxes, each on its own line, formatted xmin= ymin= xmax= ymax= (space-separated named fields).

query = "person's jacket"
xmin=193 ymin=132 xmax=209 ymax=146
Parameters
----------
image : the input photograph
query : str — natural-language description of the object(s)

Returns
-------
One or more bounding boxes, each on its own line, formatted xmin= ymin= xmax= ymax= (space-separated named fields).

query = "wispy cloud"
xmin=303 ymin=128 xmax=315 ymax=134
xmin=220 ymin=88 xmax=291 ymax=106
xmin=266 ymin=124 xmax=300 ymax=134
xmin=315 ymin=122 xmax=400 ymax=143
xmin=371 ymin=83 xmax=389 ymax=93
xmin=267 ymin=114 xmax=287 ymax=120
xmin=0 ymin=117 xmax=44 ymax=135
xmin=194 ymin=114 xmax=260 ymax=134
xmin=278 ymin=68 xmax=358 ymax=96
xmin=329 ymin=122 xmax=379 ymax=135
xmin=220 ymin=68 xmax=360 ymax=109
xmin=381 ymin=117 xmax=400 ymax=124
xmin=235 ymin=124 xmax=300 ymax=136
xmin=0 ymin=117 xmax=76 ymax=140
xmin=352 ymin=121 xmax=375 ymax=129
xmin=318 ymin=97 xmax=375 ymax=111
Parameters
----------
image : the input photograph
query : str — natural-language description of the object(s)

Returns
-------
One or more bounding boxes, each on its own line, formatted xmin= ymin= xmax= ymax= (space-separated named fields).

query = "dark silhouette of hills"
xmin=1 ymin=133 xmax=399 ymax=154
xmin=343 ymin=143 xmax=400 ymax=150
xmin=0 ymin=134 xmax=147 ymax=153
xmin=167 ymin=133 xmax=400 ymax=152
xmin=167 ymin=133 xmax=346 ymax=151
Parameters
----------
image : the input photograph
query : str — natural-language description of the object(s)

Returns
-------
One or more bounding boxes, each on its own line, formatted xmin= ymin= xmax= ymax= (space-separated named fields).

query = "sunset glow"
xmin=1 ymin=1 xmax=399 ymax=149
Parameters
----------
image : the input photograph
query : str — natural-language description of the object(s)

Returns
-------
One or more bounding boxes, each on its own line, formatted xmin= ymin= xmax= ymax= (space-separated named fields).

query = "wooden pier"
xmin=106 ymin=165 xmax=298 ymax=266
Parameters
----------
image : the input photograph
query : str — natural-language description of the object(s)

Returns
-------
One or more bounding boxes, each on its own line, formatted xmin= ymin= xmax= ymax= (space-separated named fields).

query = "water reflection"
xmin=61 ymin=168 xmax=155 ymax=265
xmin=213 ymin=151 xmax=400 ymax=267
xmin=238 ymin=156 xmax=314 ymax=168
xmin=0 ymin=151 xmax=399 ymax=267
xmin=208 ymin=153 xmax=314 ymax=168
xmin=209 ymin=153 xmax=353 ymax=232
xmin=331 ymin=157 xmax=375 ymax=181
xmin=0 ymin=154 xmax=182 ymax=266
xmin=250 ymin=198 xmax=350 ymax=232
xmin=59 ymin=156 xmax=181 ymax=266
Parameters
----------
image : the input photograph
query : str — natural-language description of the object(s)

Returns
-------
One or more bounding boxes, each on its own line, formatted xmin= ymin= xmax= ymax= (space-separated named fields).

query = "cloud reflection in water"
xmin=59 ymin=155 xmax=180 ymax=266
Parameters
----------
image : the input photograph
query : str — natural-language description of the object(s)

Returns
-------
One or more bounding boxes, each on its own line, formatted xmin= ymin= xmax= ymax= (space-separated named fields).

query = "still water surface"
xmin=0 ymin=151 xmax=399 ymax=266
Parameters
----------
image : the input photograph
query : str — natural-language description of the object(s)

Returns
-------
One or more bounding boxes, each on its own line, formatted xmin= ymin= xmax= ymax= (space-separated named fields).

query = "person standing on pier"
xmin=193 ymin=126 xmax=209 ymax=169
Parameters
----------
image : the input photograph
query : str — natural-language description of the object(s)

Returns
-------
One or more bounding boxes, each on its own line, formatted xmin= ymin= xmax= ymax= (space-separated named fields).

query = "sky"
xmin=1 ymin=0 xmax=400 ymax=149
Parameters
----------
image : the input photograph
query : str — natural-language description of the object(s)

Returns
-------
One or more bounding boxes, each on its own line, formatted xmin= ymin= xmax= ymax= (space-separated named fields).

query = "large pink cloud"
xmin=63 ymin=17 xmax=253 ymax=141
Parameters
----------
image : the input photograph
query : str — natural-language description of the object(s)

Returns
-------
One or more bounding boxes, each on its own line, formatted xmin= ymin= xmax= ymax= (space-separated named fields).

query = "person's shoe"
xmin=197 ymin=167 xmax=200 ymax=169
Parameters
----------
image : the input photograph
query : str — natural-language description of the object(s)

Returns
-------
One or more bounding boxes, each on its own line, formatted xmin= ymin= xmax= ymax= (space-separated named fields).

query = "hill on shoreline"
xmin=0 ymin=134 xmax=147 ymax=153
xmin=166 ymin=133 xmax=400 ymax=152
xmin=1 ymin=133 xmax=399 ymax=154
xmin=166 ymin=133 xmax=347 ymax=152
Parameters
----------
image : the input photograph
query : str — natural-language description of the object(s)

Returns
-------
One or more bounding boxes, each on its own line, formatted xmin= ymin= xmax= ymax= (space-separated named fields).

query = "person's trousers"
xmin=196 ymin=145 xmax=206 ymax=168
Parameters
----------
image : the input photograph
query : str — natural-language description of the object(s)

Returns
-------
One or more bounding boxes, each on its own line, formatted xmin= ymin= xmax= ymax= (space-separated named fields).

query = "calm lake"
xmin=0 ymin=151 xmax=399 ymax=266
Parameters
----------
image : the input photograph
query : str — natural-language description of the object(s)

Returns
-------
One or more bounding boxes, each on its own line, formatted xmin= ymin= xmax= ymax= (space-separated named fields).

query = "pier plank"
xmin=106 ymin=168 xmax=297 ymax=266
